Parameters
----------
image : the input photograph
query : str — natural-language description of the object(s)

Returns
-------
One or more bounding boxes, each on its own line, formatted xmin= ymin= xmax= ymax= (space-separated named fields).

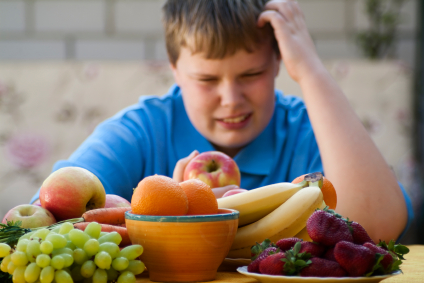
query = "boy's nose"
xmin=219 ymin=81 xmax=245 ymax=107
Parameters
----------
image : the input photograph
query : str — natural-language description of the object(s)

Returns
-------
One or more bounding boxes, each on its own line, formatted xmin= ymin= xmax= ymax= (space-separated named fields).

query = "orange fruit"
xmin=179 ymin=179 xmax=218 ymax=215
xmin=292 ymin=174 xmax=337 ymax=210
xmin=131 ymin=175 xmax=188 ymax=216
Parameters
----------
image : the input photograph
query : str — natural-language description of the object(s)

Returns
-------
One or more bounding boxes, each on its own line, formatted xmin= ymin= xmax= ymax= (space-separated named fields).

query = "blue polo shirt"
xmin=30 ymin=84 xmax=413 ymax=240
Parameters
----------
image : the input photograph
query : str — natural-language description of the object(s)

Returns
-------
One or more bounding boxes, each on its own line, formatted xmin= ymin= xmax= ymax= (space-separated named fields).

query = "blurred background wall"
xmin=0 ymin=0 xmax=422 ymax=244
xmin=0 ymin=0 xmax=418 ymax=64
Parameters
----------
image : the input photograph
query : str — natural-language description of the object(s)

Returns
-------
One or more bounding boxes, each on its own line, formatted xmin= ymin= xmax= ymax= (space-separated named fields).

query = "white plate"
xmin=236 ymin=266 xmax=402 ymax=283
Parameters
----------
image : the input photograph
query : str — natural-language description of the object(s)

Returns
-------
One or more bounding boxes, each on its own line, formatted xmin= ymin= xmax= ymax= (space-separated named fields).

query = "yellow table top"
xmin=136 ymin=245 xmax=424 ymax=283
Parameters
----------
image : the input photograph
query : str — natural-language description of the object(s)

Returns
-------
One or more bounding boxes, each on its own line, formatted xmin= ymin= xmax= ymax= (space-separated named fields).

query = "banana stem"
xmin=298 ymin=172 xmax=324 ymax=189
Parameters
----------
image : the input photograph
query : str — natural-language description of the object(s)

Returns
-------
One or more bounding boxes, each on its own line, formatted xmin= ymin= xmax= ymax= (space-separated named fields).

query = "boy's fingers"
xmin=212 ymin=185 xmax=240 ymax=199
xmin=173 ymin=150 xmax=199 ymax=183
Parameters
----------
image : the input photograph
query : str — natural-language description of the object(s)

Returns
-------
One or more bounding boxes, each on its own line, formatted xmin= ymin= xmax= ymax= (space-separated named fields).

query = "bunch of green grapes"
xmin=0 ymin=222 xmax=144 ymax=283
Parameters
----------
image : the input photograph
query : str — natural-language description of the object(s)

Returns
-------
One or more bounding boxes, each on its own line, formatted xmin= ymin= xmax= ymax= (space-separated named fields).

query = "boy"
xmin=31 ymin=0 xmax=412 ymax=243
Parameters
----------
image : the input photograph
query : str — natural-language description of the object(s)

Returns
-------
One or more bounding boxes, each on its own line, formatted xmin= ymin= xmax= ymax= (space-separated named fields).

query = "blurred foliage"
xmin=356 ymin=0 xmax=407 ymax=59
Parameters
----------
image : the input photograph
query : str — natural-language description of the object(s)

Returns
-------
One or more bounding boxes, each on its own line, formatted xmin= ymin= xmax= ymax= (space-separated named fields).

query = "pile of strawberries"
xmin=247 ymin=208 xmax=409 ymax=277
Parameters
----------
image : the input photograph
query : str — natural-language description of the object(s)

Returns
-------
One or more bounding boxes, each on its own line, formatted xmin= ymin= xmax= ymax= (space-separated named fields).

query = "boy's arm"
xmin=259 ymin=0 xmax=408 ymax=242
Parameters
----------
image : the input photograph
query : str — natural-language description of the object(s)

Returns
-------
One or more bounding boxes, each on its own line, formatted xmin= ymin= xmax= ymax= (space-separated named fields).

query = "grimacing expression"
xmin=171 ymin=42 xmax=281 ymax=156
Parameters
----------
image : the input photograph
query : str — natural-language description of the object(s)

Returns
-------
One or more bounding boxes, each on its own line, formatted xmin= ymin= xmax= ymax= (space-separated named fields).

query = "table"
xmin=136 ymin=245 xmax=424 ymax=283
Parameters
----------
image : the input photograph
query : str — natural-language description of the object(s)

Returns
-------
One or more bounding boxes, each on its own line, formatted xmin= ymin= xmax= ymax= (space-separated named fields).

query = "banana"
xmin=293 ymin=226 xmax=312 ymax=242
xmin=227 ymin=187 xmax=324 ymax=259
xmin=217 ymin=182 xmax=304 ymax=226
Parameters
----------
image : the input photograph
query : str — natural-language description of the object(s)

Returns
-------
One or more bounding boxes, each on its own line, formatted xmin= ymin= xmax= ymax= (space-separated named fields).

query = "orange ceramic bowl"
xmin=125 ymin=209 xmax=239 ymax=282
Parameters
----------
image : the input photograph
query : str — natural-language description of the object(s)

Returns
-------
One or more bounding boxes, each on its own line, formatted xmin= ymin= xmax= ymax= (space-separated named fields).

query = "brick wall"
xmin=0 ymin=0 xmax=418 ymax=66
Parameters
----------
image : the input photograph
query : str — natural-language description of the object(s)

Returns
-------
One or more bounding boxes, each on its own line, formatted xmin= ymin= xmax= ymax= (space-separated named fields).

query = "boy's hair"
xmin=162 ymin=0 xmax=278 ymax=65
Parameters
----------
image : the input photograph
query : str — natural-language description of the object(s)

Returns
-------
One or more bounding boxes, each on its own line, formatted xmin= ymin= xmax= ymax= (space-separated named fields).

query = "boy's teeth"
xmin=223 ymin=114 xmax=248 ymax=123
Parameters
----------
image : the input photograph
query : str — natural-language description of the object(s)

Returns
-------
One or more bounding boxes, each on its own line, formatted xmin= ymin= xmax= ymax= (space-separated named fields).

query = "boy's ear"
xmin=274 ymin=55 xmax=282 ymax=78
xmin=169 ymin=63 xmax=181 ymax=85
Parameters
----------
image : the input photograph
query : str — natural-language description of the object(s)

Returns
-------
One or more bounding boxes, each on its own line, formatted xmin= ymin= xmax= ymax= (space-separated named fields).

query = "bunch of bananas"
xmin=218 ymin=173 xmax=326 ymax=259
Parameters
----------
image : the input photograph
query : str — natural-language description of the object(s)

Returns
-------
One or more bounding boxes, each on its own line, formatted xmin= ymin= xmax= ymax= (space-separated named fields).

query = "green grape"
xmin=65 ymin=241 xmax=76 ymax=250
xmin=94 ymin=251 xmax=112 ymax=269
xmin=36 ymin=254 xmax=51 ymax=268
xmin=33 ymin=229 xmax=50 ymax=240
xmin=112 ymin=257 xmax=129 ymax=271
xmin=1 ymin=254 xmax=11 ymax=273
xmin=58 ymin=222 xmax=74 ymax=235
xmin=27 ymin=240 xmax=41 ymax=254
xmin=52 ymin=247 xmax=73 ymax=257
xmin=98 ymin=242 xmax=120 ymax=258
xmin=45 ymin=234 xmax=67 ymax=249
xmin=98 ymin=232 xmax=122 ymax=245
xmin=7 ymin=261 xmax=16 ymax=274
xmin=99 ymin=232 xmax=107 ymax=238
xmin=83 ymin=238 xmax=99 ymax=257
xmin=92 ymin=268 xmax=108 ymax=283
xmin=61 ymin=253 xmax=74 ymax=267
xmin=73 ymin=248 xmax=88 ymax=265
xmin=0 ymin=243 xmax=11 ymax=257
xmin=12 ymin=265 xmax=26 ymax=283
xmin=40 ymin=241 xmax=54 ymax=255
xmin=25 ymin=262 xmax=41 ymax=283
xmin=118 ymin=244 xmax=143 ymax=260
xmin=69 ymin=229 xmax=91 ymax=248
xmin=81 ymin=260 xmax=96 ymax=278
xmin=70 ymin=265 xmax=84 ymax=282
xmin=62 ymin=267 xmax=71 ymax=276
xmin=16 ymin=239 xmax=29 ymax=252
xmin=84 ymin=222 xmax=102 ymax=239
xmin=125 ymin=260 xmax=145 ymax=275
xmin=40 ymin=266 xmax=55 ymax=283
xmin=51 ymin=226 xmax=61 ymax=233
xmin=18 ymin=231 xmax=35 ymax=242
xmin=11 ymin=251 xmax=29 ymax=266
xmin=51 ymin=255 xmax=65 ymax=270
xmin=29 ymin=237 xmax=40 ymax=242
xmin=117 ymin=271 xmax=136 ymax=283
xmin=27 ymin=240 xmax=42 ymax=261
xmin=106 ymin=267 xmax=118 ymax=281
xmin=54 ymin=269 xmax=73 ymax=283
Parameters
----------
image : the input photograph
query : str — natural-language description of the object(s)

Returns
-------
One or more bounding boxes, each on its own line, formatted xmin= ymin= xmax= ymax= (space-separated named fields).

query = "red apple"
xmin=104 ymin=194 xmax=131 ymax=208
xmin=183 ymin=151 xmax=241 ymax=188
xmin=222 ymin=188 xmax=248 ymax=198
xmin=2 ymin=204 xmax=56 ymax=229
xmin=40 ymin=167 xmax=106 ymax=221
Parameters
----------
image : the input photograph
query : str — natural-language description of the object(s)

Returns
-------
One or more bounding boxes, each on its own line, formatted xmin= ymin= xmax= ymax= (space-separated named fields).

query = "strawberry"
xmin=363 ymin=242 xmax=394 ymax=271
xmin=323 ymin=247 xmax=336 ymax=262
xmin=258 ymin=252 xmax=287 ymax=275
xmin=323 ymin=207 xmax=374 ymax=245
xmin=250 ymin=239 xmax=276 ymax=260
xmin=349 ymin=221 xmax=374 ymax=245
xmin=299 ymin=241 xmax=325 ymax=257
xmin=276 ymin=237 xmax=302 ymax=251
xmin=299 ymin=257 xmax=347 ymax=277
xmin=334 ymin=241 xmax=375 ymax=277
xmin=247 ymin=247 xmax=280 ymax=273
xmin=306 ymin=210 xmax=353 ymax=246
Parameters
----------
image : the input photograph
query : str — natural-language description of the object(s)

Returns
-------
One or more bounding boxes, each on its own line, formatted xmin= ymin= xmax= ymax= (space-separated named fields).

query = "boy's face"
xmin=171 ymin=41 xmax=281 ymax=156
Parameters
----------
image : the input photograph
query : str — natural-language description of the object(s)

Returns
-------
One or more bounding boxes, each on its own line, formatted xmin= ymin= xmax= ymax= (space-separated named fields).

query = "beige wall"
xmin=0 ymin=0 xmax=418 ymax=67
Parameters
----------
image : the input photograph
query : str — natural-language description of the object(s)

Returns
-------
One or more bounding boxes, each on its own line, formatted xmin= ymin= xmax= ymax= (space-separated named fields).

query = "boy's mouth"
xmin=220 ymin=114 xmax=250 ymax=124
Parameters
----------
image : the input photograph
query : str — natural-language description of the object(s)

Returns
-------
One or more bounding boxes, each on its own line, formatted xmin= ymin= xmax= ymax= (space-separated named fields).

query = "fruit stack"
xmin=0 ymin=222 xmax=144 ymax=283
xmin=246 ymin=208 xmax=409 ymax=277
xmin=218 ymin=172 xmax=330 ymax=258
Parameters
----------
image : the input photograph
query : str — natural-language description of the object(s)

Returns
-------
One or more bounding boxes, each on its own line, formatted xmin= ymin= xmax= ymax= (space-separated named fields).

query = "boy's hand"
xmin=173 ymin=150 xmax=199 ymax=183
xmin=258 ymin=0 xmax=324 ymax=83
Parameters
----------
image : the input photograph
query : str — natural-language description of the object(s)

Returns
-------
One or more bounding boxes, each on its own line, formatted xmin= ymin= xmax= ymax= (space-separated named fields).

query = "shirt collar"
xmin=172 ymin=84 xmax=275 ymax=176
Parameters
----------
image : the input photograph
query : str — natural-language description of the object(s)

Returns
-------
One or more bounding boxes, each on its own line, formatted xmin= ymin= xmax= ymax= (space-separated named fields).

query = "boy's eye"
xmin=198 ymin=78 xmax=217 ymax=82
xmin=244 ymin=72 xmax=262 ymax=77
